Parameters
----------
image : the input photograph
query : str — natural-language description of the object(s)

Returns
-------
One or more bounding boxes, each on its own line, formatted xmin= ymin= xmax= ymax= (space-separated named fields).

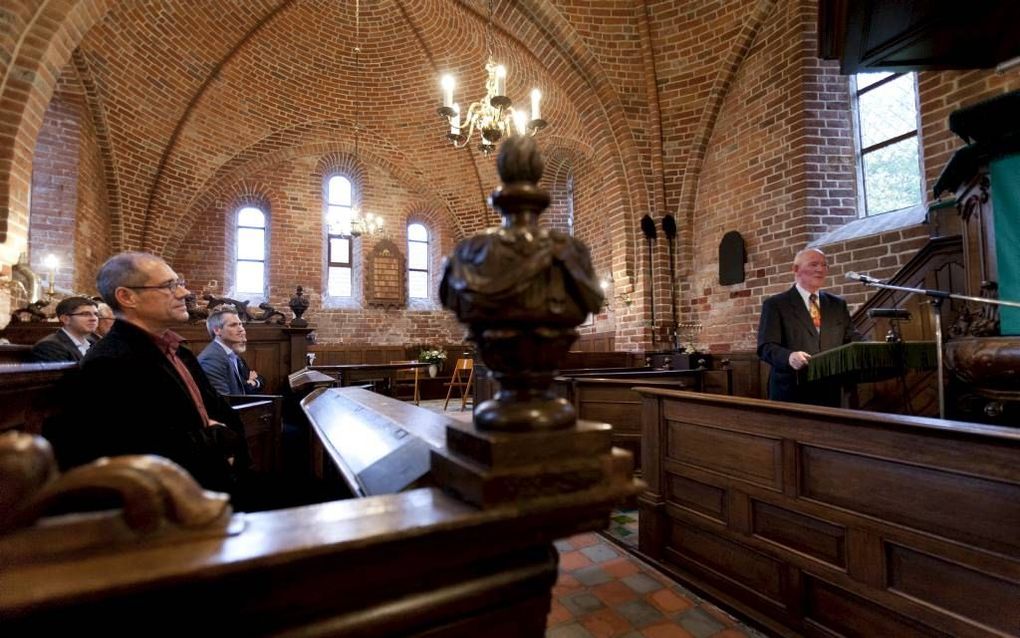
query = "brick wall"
xmin=29 ymin=83 xmax=81 ymax=294
xmin=175 ymin=152 xmax=464 ymax=346
xmin=5 ymin=0 xmax=1020 ymax=348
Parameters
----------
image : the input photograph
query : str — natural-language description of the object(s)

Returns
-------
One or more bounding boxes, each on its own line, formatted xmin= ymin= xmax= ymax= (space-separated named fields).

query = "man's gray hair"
xmin=793 ymin=247 xmax=826 ymax=266
xmin=96 ymin=252 xmax=158 ymax=312
xmin=206 ymin=305 xmax=240 ymax=338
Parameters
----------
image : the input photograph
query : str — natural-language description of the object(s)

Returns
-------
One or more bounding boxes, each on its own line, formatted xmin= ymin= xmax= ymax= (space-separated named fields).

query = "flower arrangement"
xmin=418 ymin=348 xmax=448 ymax=365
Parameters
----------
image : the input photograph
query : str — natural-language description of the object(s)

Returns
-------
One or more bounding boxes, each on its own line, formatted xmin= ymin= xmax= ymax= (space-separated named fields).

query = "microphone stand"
xmin=851 ymin=277 xmax=1020 ymax=419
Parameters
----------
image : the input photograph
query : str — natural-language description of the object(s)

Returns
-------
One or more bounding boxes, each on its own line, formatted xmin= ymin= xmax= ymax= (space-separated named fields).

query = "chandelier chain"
xmin=485 ymin=0 xmax=494 ymax=61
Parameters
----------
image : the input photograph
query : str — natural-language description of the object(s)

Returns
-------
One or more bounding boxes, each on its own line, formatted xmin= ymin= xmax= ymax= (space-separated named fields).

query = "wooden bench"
xmin=636 ymin=387 xmax=1020 ymax=637
xmin=1 ymin=387 xmax=638 ymax=636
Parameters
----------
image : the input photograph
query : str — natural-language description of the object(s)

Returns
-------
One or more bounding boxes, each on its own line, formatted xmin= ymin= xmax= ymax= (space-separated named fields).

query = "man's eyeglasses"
xmin=68 ymin=311 xmax=100 ymax=318
xmin=124 ymin=279 xmax=189 ymax=293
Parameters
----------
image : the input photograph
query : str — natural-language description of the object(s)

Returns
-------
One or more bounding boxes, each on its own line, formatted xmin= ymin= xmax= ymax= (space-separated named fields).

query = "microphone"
xmin=846 ymin=271 xmax=882 ymax=284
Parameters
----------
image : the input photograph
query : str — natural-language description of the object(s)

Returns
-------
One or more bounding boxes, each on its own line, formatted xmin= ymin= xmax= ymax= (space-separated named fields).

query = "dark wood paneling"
xmin=666 ymin=422 xmax=782 ymax=490
xmin=666 ymin=475 xmax=726 ymax=523
xmin=752 ymin=501 xmax=846 ymax=569
xmin=638 ymin=389 xmax=1020 ymax=636
xmin=667 ymin=520 xmax=786 ymax=607
xmin=800 ymin=445 xmax=1020 ymax=555
xmin=804 ymin=576 xmax=952 ymax=638
xmin=887 ymin=544 xmax=1020 ymax=634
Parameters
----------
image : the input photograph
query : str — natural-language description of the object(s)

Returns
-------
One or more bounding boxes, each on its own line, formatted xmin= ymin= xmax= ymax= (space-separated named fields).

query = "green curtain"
xmin=990 ymin=154 xmax=1020 ymax=335
xmin=807 ymin=341 xmax=938 ymax=383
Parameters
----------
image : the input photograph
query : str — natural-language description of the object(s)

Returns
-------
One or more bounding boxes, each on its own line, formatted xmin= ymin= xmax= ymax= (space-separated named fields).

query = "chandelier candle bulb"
xmin=441 ymin=75 xmax=455 ymax=109
xmin=494 ymin=65 xmax=506 ymax=98
xmin=451 ymin=104 xmax=460 ymax=134
xmin=531 ymin=89 xmax=541 ymax=121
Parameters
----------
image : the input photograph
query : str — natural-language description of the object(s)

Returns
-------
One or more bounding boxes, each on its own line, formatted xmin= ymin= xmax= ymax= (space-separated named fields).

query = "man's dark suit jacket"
xmin=197 ymin=341 xmax=265 ymax=396
xmin=44 ymin=319 xmax=250 ymax=496
xmin=757 ymin=286 xmax=857 ymax=406
xmin=29 ymin=329 xmax=97 ymax=363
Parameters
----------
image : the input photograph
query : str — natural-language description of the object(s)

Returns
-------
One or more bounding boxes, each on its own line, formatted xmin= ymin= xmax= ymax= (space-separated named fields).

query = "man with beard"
xmin=198 ymin=305 xmax=265 ymax=396
xmin=44 ymin=252 xmax=250 ymax=499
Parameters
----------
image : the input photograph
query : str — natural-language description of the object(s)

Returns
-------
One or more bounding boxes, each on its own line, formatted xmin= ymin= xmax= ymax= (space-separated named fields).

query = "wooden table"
xmin=310 ymin=361 xmax=430 ymax=393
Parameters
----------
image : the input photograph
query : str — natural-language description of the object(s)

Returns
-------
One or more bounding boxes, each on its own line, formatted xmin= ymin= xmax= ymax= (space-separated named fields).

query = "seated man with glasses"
xmin=29 ymin=296 xmax=100 ymax=362
xmin=199 ymin=306 xmax=265 ymax=396
xmin=44 ymin=252 xmax=252 ymax=503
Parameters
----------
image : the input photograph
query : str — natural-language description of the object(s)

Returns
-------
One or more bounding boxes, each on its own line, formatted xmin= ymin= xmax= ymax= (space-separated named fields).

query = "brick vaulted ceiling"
xmin=60 ymin=0 xmax=647 ymax=265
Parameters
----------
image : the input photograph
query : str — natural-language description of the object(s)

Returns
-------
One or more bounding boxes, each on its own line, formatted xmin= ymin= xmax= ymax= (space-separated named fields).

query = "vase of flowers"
xmin=419 ymin=348 xmax=447 ymax=377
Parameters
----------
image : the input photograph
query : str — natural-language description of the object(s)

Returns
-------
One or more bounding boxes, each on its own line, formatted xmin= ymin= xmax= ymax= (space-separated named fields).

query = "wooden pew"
xmin=0 ymin=322 xmax=311 ymax=395
xmin=1 ymin=388 xmax=638 ymax=636
xmin=636 ymin=387 xmax=1020 ymax=637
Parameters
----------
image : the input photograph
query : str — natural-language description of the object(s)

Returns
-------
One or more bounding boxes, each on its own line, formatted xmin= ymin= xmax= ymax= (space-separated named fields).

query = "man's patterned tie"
xmin=809 ymin=293 xmax=822 ymax=330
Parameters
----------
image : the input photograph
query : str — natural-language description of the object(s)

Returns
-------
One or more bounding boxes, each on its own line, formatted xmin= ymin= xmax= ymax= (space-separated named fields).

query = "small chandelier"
xmin=437 ymin=0 xmax=547 ymax=155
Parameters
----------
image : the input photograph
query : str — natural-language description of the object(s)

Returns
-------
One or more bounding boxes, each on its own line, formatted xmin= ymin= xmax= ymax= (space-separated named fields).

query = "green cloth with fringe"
xmin=806 ymin=341 xmax=938 ymax=384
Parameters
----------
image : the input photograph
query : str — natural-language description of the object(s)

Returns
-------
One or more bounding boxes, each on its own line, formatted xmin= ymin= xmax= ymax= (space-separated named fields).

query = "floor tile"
xmin=676 ymin=608 xmax=727 ymax=638
xmin=547 ymin=598 xmax=573 ymax=626
xmin=602 ymin=557 xmax=642 ymax=578
xmin=560 ymin=592 xmax=607 ymax=616
xmin=547 ymin=622 xmax=597 ymax=638
xmin=641 ymin=623 xmax=697 ymax=638
xmin=579 ymin=608 xmax=635 ymax=638
xmin=591 ymin=580 xmax=639 ymax=606
xmin=571 ymin=533 xmax=601 ymax=548
xmin=614 ymin=599 xmax=666 ymax=629
xmin=647 ymin=589 xmax=695 ymax=615
xmin=621 ymin=572 xmax=664 ymax=594
xmin=573 ymin=565 xmax=615 ymax=586
xmin=581 ymin=543 xmax=620 ymax=563
xmin=560 ymin=550 xmax=595 ymax=571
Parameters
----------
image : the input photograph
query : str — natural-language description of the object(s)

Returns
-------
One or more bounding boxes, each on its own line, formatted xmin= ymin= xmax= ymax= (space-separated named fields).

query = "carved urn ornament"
xmin=440 ymin=135 xmax=604 ymax=430
xmin=288 ymin=286 xmax=310 ymax=327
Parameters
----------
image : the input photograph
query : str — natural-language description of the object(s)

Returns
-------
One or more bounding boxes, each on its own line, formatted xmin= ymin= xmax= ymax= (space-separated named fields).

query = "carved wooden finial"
xmin=496 ymin=134 xmax=544 ymax=185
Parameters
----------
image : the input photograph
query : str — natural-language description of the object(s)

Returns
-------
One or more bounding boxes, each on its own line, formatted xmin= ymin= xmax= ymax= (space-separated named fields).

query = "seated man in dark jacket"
xmin=198 ymin=305 xmax=265 ymax=396
xmin=29 ymin=296 xmax=99 ymax=362
xmin=44 ymin=252 xmax=251 ymax=503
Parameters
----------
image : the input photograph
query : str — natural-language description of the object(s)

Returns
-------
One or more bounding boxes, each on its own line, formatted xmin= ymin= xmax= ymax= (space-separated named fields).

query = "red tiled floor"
xmin=551 ymin=572 xmax=584 ymax=598
xmin=558 ymin=550 xmax=594 ymax=571
xmin=641 ymin=623 xmax=697 ymax=638
xmin=579 ymin=607 xmax=635 ymax=637
xmin=647 ymin=588 xmax=695 ymax=614
xmin=602 ymin=556 xmax=642 ymax=578
xmin=546 ymin=598 xmax=572 ymax=627
xmin=591 ymin=580 xmax=639 ymax=606
xmin=547 ymin=532 xmax=764 ymax=638
xmin=569 ymin=533 xmax=601 ymax=548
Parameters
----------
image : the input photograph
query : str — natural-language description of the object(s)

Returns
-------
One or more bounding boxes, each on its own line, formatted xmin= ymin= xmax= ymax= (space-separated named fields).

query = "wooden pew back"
xmin=636 ymin=388 xmax=1020 ymax=637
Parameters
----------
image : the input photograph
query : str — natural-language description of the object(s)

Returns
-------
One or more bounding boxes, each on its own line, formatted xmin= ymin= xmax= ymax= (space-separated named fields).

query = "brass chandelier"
xmin=437 ymin=0 xmax=547 ymax=155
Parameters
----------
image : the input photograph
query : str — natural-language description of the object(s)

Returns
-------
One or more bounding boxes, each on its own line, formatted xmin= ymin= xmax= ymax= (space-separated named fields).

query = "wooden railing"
xmin=636 ymin=387 xmax=1020 ymax=637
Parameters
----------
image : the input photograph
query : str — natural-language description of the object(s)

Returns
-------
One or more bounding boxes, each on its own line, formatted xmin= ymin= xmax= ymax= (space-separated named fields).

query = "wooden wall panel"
xmin=666 ymin=422 xmax=782 ymax=491
xmin=751 ymin=501 xmax=846 ymax=569
xmin=804 ymin=577 xmax=953 ymax=638
xmin=800 ymin=445 xmax=1020 ymax=555
xmin=886 ymin=544 xmax=1020 ymax=633
xmin=637 ymin=389 xmax=1020 ymax=637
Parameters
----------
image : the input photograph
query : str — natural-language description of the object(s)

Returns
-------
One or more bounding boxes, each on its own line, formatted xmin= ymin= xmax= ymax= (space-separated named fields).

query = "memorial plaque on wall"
xmin=365 ymin=238 xmax=406 ymax=307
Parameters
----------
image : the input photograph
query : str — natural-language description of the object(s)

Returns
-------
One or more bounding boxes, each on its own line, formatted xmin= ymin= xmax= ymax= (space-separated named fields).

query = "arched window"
xmin=852 ymin=72 xmax=923 ymax=216
xmin=236 ymin=206 xmax=267 ymax=295
xmin=566 ymin=174 xmax=575 ymax=236
xmin=326 ymin=175 xmax=353 ymax=297
xmin=407 ymin=222 xmax=429 ymax=299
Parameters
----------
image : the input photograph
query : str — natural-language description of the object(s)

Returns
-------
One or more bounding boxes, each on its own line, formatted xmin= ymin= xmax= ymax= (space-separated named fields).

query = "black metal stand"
xmin=852 ymin=279 xmax=1020 ymax=419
